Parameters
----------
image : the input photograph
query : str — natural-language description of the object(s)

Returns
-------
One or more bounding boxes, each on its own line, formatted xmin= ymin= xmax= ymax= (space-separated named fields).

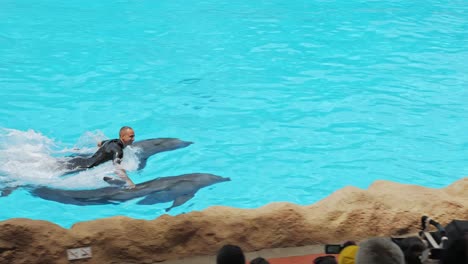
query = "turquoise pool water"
xmin=1 ymin=0 xmax=467 ymax=228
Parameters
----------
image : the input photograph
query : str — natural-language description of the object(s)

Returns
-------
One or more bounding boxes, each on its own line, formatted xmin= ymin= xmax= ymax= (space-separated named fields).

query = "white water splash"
xmin=0 ymin=128 xmax=140 ymax=189
xmin=52 ymin=130 xmax=107 ymax=156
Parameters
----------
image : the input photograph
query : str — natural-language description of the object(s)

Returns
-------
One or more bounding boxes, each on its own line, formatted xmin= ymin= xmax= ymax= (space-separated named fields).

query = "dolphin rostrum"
xmin=31 ymin=173 xmax=230 ymax=211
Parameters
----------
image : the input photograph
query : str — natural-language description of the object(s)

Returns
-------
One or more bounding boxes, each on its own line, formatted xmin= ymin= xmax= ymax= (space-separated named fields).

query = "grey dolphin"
xmin=131 ymin=138 xmax=193 ymax=170
xmin=31 ymin=173 xmax=230 ymax=211
xmin=0 ymin=138 xmax=193 ymax=196
xmin=65 ymin=138 xmax=193 ymax=171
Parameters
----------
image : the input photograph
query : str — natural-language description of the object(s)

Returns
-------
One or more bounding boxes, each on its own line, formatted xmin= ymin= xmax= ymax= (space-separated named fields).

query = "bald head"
xmin=119 ymin=126 xmax=135 ymax=146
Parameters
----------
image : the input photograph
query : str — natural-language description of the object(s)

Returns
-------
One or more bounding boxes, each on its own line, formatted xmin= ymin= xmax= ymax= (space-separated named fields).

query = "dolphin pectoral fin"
xmin=165 ymin=193 xmax=194 ymax=212
xmin=136 ymin=192 xmax=164 ymax=205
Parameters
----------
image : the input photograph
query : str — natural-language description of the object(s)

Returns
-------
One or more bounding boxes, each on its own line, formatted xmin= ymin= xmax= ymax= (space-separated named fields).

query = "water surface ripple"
xmin=0 ymin=0 xmax=467 ymax=227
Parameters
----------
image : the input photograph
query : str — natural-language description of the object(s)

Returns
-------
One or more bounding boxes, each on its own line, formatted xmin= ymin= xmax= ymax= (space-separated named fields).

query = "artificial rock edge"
xmin=1 ymin=178 xmax=467 ymax=264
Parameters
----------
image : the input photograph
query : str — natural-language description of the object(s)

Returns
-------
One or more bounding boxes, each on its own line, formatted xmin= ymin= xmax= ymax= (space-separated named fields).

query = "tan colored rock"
xmin=1 ymin=178 xmax=467 ymax=263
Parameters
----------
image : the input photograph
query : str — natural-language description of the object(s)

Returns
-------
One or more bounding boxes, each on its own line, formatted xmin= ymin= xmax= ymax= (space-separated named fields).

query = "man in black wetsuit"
xmin=65 ymin=126 xmax=136 ymax=188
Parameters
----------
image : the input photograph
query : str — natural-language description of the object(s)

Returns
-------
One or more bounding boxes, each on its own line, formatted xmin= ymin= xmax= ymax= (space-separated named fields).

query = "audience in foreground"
xmin=250 ymin=257 xmax=270 ymax=264
xmin=216 ymin=244 xmax=245 ymax=264
xmin=215 ymin=232 xmax=467 ymax=264
xmin=315 ymin=255 xmax=338 ymax=264
xmin=338 ymin=243 xmax=358 ymax=264
xmin=393 ymin=236 xmax=426 ymax=264
xmin=356 ymin=237 xmax=405 ymax=264
xmin=440 ymin=235 xmax=468 ymax=264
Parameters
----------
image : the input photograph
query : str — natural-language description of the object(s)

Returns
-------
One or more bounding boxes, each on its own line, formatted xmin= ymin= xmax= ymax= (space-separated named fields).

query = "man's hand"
xmin=125 ymin=182 xmax=136 ymax=189
xmin=114 ymin=164 xmax=136 ymax=189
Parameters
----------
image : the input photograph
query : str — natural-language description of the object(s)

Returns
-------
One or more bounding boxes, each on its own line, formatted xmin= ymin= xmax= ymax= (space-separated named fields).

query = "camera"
xmin=324 ymin=244 xmax=343 ymax=254
xmin=324 ymin=241 xmax=357 ymax=254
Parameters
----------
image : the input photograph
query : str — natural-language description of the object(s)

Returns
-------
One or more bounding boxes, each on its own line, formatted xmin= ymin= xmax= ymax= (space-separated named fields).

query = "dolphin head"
xmin=131 ymin=138 xmax=193 ymax=170
xmin=132 ymin=138 xmax=193 ymax=157
xmin=193 ymin=173 xmax=231 ymax=186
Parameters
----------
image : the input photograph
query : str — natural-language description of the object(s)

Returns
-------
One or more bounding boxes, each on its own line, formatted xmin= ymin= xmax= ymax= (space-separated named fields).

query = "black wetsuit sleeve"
xmin=80 ymin=139 xmax=124 ymax=168
xmin=111 ymin=144 xmax=124 ymax=164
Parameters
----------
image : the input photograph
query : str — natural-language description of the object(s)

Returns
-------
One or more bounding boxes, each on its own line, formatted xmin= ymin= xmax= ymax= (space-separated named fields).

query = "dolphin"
xmin=30 ymin=173 xmax=230 ymax=211
xmin=0 ymin=138 xmax=193 ymax=196
xmin=131 ymin=138 xmax=193 ymax=170
xmin=64 ymin=138 xmax=193 ymax=171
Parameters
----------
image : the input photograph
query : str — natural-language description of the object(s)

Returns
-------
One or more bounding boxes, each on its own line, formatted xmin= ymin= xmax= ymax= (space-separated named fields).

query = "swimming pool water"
xmin=1 ymin=0 xmax=467 ymax=228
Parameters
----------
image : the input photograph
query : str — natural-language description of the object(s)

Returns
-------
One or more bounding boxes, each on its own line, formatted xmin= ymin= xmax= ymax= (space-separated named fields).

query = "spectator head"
xmin=356 ymin=237 xmax=404 ymax=264
xmin=342 ymin=241 xmax=357 ymax=249
xmin=395 ymin=236 xmax=426 ymax=264
xmin=441 ymin=234 xmax=468 ymax=264
xmin=217 ymin=244 xmax=245 ymax=264
xmin=338 ymin=245 xmax=359 ymax=264
xmin=314 ymin=255 xmax=338 ymax=264
xmin=250 ymin=257 xmax=270 ymax=264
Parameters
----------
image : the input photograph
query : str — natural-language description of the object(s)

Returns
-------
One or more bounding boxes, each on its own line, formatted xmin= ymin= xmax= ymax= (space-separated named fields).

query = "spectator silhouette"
xmin=338 ymin=244 xmax=358 ymax=264
xmin=342 ymin=241 xmax=357 ymax=248
xmin=394 ymin=236 xmax=426 ymax=264
xmin=217 ymin=244 xmax=245 ymax=264
xmin=440 ymin=235 xmax=468 ymax=264
xmin=250 ymin=257 xmax=270 ymax=264
xmin=314 ymin=255 xmax=338 ymax=264
xmin=356 ymin=237 xmax=404 ymax=264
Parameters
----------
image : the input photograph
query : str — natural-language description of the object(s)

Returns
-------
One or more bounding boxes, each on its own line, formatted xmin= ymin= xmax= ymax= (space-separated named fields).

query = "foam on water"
xmin=0 ymin=0 xmax=467 ymax=227
xmin=0 ymin=128 xmax=141 ymax=189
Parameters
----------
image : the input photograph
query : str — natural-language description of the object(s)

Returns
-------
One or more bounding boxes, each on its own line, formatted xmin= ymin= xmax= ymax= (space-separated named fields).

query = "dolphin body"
xmin=66 ymin=138 xmax=193 ymax=171
xmin=0 ymin=138 xmax=193 ymax=196
xmin=31 ymin=173 xmax=230 ymax=211
xmin=131 ymin=138 xmax=193 ymax=170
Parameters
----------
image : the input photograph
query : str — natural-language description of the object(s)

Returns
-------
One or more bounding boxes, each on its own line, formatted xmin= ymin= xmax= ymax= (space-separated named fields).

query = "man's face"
xmin=120 ymin=129 xmax=135 ymax=146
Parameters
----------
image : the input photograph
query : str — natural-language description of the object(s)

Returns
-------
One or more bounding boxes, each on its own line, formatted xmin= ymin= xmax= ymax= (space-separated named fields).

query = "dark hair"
xmin=119 ymin=126 xmax=133 ymax=136
xmin=441 ymin=236 xmax=467 ymax=264
xmin=314 ymin=255 xmax=337 ymax=264
xmin=397 ymin=237 xmax=426 ymax=264
xmin=217 ymin=244 xmax=245 ymax=264
xmin=342 ymin=240 xmax=357 ymax=249
xmin=250 ymin=257 xmax=270 ymax=264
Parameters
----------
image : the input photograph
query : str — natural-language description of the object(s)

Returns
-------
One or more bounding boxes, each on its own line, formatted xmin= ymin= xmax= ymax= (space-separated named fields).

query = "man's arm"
xmin=97 ymin=139 xmax=109 ymax=148
xmin=112 ymin=146 xmax=135 ymax=189
xmin=114 ymin=159 xmax=136 ymax=189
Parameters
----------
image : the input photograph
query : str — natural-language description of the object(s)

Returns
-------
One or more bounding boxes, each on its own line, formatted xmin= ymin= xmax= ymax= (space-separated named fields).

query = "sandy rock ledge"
xmin=1 ymin=178 xmax=467 ymax=264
